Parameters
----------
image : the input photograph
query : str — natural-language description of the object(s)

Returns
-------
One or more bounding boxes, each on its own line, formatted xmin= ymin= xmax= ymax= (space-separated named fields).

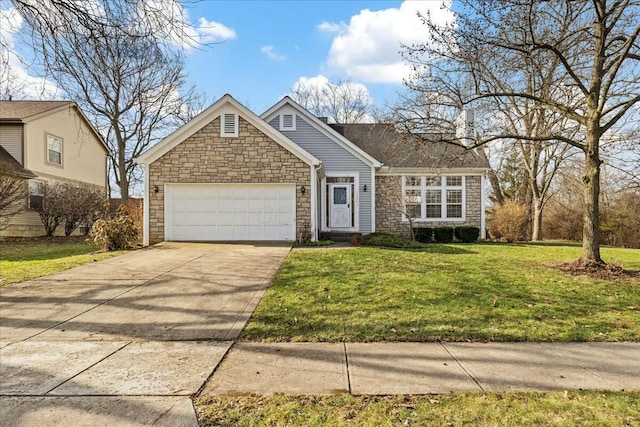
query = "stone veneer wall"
xmin=148 ymin=117 xmax=311 ymax=244
xmin=375 ymin=175 xmax=483 ymax=238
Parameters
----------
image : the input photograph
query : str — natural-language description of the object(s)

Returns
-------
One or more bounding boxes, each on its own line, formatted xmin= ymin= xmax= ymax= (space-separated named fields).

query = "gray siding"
xmin=0 ymin=124 xmax=23 ymax=164
xmin=269 ymin=115 xmax=373 ymax=233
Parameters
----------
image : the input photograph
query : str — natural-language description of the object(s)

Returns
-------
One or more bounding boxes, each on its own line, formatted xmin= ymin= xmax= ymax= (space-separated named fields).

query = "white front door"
xmin=329 ymin=184 xmax=351 ymax=228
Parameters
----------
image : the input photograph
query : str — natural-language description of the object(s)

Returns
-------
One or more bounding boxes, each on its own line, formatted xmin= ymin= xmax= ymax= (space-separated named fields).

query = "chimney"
xmin=455 ymin=109 xmax=475 ymax=146
xmin=317 ymin=116 xmax=328 ymax=124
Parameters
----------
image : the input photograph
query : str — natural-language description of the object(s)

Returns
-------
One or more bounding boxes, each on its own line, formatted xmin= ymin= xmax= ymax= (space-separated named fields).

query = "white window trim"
xmin=402 ymin=175 xmax=466 ymax=222
xmin=279 ymin=113 xmax=296 ymax=131
xmin=320 ymin=171 xmax=359 ymax=232
xmin=220 ymin=112 xmax=238 ymax=137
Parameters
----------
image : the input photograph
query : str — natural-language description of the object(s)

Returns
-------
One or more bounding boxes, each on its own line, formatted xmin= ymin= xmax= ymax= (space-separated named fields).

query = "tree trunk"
xmin=581 ymin=141 xmax=603 ymax=264
xmin=118 ymin=151 xmax=129 ymax=203
xmin=531 ymin=197 xmax=543 ymax=241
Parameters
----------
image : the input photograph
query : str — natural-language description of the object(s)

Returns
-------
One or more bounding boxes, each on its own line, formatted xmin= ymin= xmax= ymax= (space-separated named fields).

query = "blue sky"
xmin=1 ymin=0 xmax=455 ymax=114
xmin=182 ymin=0 xmax=406 ymax=112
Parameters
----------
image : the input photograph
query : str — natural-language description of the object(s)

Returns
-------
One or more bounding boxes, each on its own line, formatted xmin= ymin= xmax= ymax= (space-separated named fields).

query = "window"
xmin=279 ymin=113 xmax=296 ymax=131
xmin=403 ymin=175 xmax=465 ymax=221
xmin=221 ymin=113 xmax=238 ymax=137
xmin=29 ymin=180 xmax=44 ymax=211
xmin=46 ymin=134 xmax=62 ymax=165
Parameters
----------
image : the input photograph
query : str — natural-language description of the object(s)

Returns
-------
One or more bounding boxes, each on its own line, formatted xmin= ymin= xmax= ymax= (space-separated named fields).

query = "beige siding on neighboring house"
xmin=376 ymin=175 xmax=483 ymax=238
xmin=0 ymin=124 xmax=23 ymax=163
xmin=24 ymin=107 xmax=106 ymax=186
xmin=148 ymin=116 xmax=311 ymax=244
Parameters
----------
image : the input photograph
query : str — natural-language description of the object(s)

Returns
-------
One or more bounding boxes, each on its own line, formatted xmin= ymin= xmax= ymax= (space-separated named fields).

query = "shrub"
xmin=454 ymin=226 xmax=480 ymax=243
xmin=63 ymin=183 xmax=105 ymax=236
xmin=433 ymin=227 xmax=454 ymax=243
xmin=90 ymin=206 xmax=138 ymax=251
xmin=488 ymin=201 xmax=529 ymax=242
xmin=121 ymin=199 xmax=143 ymax=243
xmin=362 ymin=232 xmax=427 ymax=249
xmin=413 ymin=227 xmax=433 ymax=243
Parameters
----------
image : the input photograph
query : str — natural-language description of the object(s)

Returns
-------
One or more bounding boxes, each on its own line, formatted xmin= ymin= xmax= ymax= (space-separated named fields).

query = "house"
xmin=0 ymin=101 xmax=109 ymax=236
xmin=135 ymin=94 xmax=489 ymax=245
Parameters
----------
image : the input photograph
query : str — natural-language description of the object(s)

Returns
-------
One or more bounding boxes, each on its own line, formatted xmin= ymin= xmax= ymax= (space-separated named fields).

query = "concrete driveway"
xmin=0 ymin=242 xmax=291 ymax=427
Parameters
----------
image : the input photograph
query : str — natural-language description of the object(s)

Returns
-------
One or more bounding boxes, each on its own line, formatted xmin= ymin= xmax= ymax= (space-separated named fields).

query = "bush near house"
xmin=455 ymin=226 xmax=481 ymax=243
xmin=90 ymin=206 xmax=139 ymax=251
xmin=433 ymin=226 xmax=454 ymax=243
xmin=487 ymin=201 xmax=529 ymax=242
xmin=414 ymin=227 xmax=433 ymax=243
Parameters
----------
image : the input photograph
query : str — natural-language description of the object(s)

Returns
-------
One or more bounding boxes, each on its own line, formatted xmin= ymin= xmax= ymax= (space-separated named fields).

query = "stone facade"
xmin=148 ymin=116 xmax=311 ymax=244
xmin=375 ymin=175 xmax=483 ymax=238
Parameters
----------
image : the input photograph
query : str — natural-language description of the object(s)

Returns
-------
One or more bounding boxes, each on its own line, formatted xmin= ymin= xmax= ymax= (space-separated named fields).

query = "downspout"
xmin=142 ymin=163 xmax=150 ymax=246
xmin=370 ymin=166 xmax=376 ymax=233
xmin=310 ymin=164 xmax=319 ymax=242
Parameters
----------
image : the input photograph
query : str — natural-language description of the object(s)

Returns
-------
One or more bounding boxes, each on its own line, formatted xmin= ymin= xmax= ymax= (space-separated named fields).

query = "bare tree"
xmin=7 ymin=1 xmax=206 ymax=200
xmin=0 ymin=161 xmax=27 ymax=231
xmin=290 ymin=78 xmax=372 ymax=123
xmin=37 ymin=181 xmax=65 ymax=236
xmin=27 ymin=8 xmax=199 ymax=201
xmin=402 ymin=0 xmax=639 ymax=265
xmin=61 ymin=183 xmax=105 ymax=236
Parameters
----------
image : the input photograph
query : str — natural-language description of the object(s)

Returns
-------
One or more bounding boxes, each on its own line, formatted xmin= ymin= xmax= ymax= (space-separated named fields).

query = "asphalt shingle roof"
xmin=0 ymin=101 xmax=72 ymax=121
xmin=330 ymin=123 xmax=489 ymax=169
xmin=0 ymin=145 xmax=36 ymax=178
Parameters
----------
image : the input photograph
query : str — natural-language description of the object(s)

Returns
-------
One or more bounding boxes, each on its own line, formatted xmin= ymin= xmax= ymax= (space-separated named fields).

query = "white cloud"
xmin=317 ymin=21 xmax=347 ymax=33
xmin=261 ymin=45 xmax=286 ymax=61
xmin=137 ymin=1 xmax=236 ymax=49
xmin=192 ymin=17 xmax=236 ymax=44
xmin=0 ymin=7 xmax=61 ymax=99
xmin=321 ymin=1 xmax=454 ymax=83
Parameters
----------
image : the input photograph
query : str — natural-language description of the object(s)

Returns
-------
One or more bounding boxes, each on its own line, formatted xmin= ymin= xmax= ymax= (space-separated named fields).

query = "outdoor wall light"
xmin=363 ymin=184 xmax=367 ymax=192
xmin=300 ymin=185 xmax=306 ymax=194
xmin=154 ymin=185 xmax=159 ymax=194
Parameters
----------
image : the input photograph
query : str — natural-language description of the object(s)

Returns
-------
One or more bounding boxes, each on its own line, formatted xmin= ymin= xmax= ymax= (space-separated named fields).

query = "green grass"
xmin=0 ymin=237 xmax=126 ymax=286
xmin=195 ymin=391 xmax=640 ymax=427
xmin=242 ymin=243 xmax=640 ymax=342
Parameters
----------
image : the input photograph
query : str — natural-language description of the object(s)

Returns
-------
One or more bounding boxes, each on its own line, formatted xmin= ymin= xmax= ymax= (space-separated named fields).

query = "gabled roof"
xmin=261 ymin=96 xmax=382 ymax=168
xmin=0 ymin=145 xmax=36 ymax=178
xmin=135 ymin=94 xmax=320 ymax=166
xmin=0 ymin=100 xmax=109 ymax=153
xmin=0 ymin=101 xmax=71 ymax=122
xmin=330 ymin=123 xmax=490 ymax=170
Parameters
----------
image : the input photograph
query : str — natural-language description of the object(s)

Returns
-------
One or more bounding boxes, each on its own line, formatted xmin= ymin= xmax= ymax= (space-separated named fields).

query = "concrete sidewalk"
xmin=202 ymin=341 xmax=640 ymax=395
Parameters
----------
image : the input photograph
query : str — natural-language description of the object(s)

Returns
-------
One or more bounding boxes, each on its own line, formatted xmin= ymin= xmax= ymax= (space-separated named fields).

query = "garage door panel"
xmin=248 ymin=212 xmax=263 ymax=225
xmin=166 ymin=184 xmax=296 ymax=241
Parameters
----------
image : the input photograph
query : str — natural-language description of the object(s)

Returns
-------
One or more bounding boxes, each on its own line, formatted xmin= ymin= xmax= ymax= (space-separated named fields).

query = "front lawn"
xmin=0 ymin=237 xmax=126 ymax=286
xmin=242 ymin=243 xmax=640 ymax=342
xmin=195 ymin=391 xmax=640 ymax=427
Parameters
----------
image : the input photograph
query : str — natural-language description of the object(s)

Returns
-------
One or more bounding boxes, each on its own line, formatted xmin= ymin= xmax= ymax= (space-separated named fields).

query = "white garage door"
xmin=165 ymin=184 xmax=296 ymax=241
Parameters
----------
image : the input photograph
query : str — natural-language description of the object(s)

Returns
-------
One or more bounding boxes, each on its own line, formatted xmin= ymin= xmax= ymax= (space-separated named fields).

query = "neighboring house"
xmin=135 ymin=94 xmax=489 ymax=245
xmin=0 ymin=101 xmax=108 ymax=236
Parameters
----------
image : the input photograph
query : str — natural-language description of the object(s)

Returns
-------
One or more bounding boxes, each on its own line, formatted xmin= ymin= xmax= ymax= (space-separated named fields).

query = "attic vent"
xmin=279 ymin=113 xmax=296 ymax=131
xmin=221 ymin=113 xmax=238 ymax=137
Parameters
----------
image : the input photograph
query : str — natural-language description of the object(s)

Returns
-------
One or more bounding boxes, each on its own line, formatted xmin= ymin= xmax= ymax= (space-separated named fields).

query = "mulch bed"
xmin=558 ymin=260 xmax=639 ymax=281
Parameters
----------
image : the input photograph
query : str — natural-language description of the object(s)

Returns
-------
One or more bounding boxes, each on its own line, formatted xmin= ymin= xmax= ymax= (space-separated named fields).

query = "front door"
xmin=329 ymin=184 xmax=351 ymax=228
